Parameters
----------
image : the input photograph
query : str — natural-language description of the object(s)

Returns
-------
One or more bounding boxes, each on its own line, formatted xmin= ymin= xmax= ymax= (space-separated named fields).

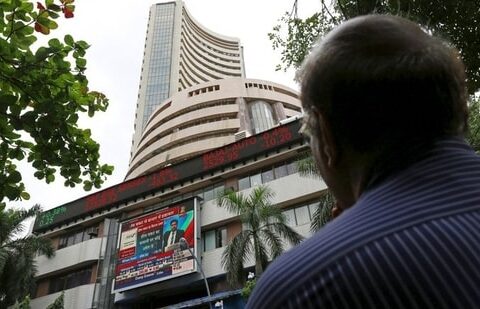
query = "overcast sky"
xmin=10 ymin=0 xmax=321 ymax=212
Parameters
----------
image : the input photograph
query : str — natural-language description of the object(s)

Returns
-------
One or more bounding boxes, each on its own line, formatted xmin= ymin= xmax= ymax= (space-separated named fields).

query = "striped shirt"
xmin=247 ymin=137 xmax=480 ymax=309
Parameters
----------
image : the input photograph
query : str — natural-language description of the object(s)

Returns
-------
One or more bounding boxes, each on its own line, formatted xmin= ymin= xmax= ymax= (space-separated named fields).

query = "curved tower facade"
xmin=131 ymin=1 xmax=245 ymax=153
xmin=127 ymin=78 xmax=302 ymax=179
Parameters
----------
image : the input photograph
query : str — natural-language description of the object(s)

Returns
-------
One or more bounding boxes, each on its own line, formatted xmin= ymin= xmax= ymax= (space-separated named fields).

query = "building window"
xmin=201 ymin=183 xmax=225 ymax=202
xmin=283 ymin=209 xmax=296 ymax=226
xmin=48 ymin=267 xmax=92 ymax=294
xmin=274 ymin=164 xmax=288 ymax=179
xmin=261 ymin=169 xmax=274 ymax=183
xmin=57 ymin=225 xmax=98 ymax=250
xmin=202 ymin=227 xmax=227 ymax=252
xmin=238 ymin=176 xmax=250 ymax=191
xmin=237 ymin=159 xmax=299 ymax=191
xmin=250 ymin=172 xmax=262 ymax=187
xmin=295 ymin=205 xmax=310 ymax=226
xmin=249 ymin=100 xmax=275 ymax=134
xmin=282 ymin=200 xmax=326 ymax=227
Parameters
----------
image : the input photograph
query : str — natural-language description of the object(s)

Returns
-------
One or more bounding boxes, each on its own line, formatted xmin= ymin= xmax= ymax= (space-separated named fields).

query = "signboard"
xmin=113 ymin=198 xmax=198 ymax=292
xmin=33 ymin=119 xmax=303 ymax=233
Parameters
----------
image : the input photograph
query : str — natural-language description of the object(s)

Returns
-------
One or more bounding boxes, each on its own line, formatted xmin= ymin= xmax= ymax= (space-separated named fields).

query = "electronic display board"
xmin=33 ymin=119 xmax=303 ymax=233
xmin=113 ymin=198 xmax=198 ymax=292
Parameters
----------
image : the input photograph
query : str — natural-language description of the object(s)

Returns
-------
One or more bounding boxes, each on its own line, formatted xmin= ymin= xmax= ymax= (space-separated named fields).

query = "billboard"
xmin=113 ymin=198 xmax=198 ymax=292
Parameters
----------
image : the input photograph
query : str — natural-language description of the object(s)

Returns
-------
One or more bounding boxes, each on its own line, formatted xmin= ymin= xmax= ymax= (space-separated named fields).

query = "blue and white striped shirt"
xmin=247 ymin=137 xmax=480 ymax=308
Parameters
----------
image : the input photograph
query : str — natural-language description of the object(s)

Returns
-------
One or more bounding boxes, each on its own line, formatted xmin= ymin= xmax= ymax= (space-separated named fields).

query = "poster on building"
xmin=113 ymin=198 xmax=198 ymax=292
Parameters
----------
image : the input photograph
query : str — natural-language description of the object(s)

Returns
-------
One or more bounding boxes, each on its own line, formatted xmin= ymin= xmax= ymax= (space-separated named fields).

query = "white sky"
xmin=10 ymin=0 xmax=321 ymax=212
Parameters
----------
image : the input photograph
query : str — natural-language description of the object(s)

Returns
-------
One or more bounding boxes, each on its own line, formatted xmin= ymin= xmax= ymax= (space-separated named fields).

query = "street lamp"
xmin=179 ymin=237 xmax=213 ymax=309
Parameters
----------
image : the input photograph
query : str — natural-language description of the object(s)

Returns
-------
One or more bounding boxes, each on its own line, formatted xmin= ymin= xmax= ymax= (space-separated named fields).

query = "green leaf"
xmin=47 ymin=4 xmax=61 ymax=12
xmin=4 ymin=185 xmax=20 ymax=200
xmin=35 ymin=46 xmax=49 ymax=60
xmin=46 ymin=174 xmax=55 ymax=183
xmin=34 ymin=171 xmax=44 ymax=179
xmin=48 ymin=38 xmax=62 ymax=49
xmin=76 ymin=57 xmax=86 ymax=69
xmin=20 ymin=191 xmax=30 ymax=200
xmin=64 ymin=34 xmax=74 ymax=46
xmin=8 ymin=170 xmax=22 ymax=183
xmin=75 ymin=40 xmax=90 ymax=50
xmin=48 ymin=19 xmax=57 ymax=30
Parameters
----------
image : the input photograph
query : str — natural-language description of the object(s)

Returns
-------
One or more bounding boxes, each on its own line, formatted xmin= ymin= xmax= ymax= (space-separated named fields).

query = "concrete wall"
xmin=36 ymin=237 xmax=104 ymax=277
xmin=30 ymin=283 xmax=97 ymax=309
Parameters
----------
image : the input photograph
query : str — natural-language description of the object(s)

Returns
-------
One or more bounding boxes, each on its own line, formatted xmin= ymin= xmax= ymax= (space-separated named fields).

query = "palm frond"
xmin=260 ymin=229 xmax=284 ymax=259
xmin=217 ymin=190 xmax=249 ymax=216
xmin=310 ymin=191 xmax=335 ymax=233
xmin=257 ymin=202 xmax=284 ymax=225
xmin=296 ymin=152 xmax=320 ymax=178
xmin=252 ymin=235 xmax=269 ymax=276
xmin=0 ymin=248 xmax=8 ymax=279
xmin=0 ymin=205 xmax=42 ymax=245
xmin=248 ymin=186 xmax=274 ymax=209
xmin=221 ymin=230 xmax=252 ymax=285
xmin=268 ymin=222 xmax=303 ymax=246
xmin=0 ymin=205 xmax=53 ymax=307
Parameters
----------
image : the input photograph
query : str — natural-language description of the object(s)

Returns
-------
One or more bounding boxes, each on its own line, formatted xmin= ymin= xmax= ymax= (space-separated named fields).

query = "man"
xmin=247 ymin=15 xmax=480 ymax=308
xmin=163 ymin=219 xmax=184 ymax=251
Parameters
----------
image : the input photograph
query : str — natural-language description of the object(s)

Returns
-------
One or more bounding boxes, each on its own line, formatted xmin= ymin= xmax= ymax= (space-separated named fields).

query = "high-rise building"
xmin=30 ymin=2 xmax=327 ymax=308
xmin=131 ymin=1 xmax=245 ymax=155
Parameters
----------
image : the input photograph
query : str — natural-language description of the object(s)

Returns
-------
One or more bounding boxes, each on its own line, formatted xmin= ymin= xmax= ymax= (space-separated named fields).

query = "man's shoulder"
xmin=248 ymin=209 xmax=480 ymax=308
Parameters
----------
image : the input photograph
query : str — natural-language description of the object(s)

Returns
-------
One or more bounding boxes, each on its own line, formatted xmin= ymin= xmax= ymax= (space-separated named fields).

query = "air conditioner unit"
xmin=86 ymin=227 xmax=99 ymax=237
xmin=279 ymin=113 xmax=304 ymax=125
xmin=234 ymin=130 xmax=250 ymax=141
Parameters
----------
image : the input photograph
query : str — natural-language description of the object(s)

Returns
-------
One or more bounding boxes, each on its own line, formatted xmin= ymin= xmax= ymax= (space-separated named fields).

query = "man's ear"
xmin=316 ymin=111 xmax=338 ymax=168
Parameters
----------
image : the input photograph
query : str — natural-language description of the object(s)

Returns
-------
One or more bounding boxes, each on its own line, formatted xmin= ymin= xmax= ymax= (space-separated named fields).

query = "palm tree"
xmin=217 ymin=186 xmax=303 ymax=285
xmin=296 ymin=152 xmax=335 ymax=233
xmin=0 ymin=204 xmax=54 ymax=308
xmin=467 ymin=95 xmax=480 ymax=153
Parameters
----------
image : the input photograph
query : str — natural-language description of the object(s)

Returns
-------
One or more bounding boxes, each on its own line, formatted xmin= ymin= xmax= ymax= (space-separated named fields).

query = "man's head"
xmin=170 ymin=219 xmax=178 ymax=231
xmin=299 ymin=15 xmax=468 ymax=206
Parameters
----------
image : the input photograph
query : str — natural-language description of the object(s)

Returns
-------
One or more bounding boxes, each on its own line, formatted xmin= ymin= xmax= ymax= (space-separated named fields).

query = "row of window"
xmin=48 ymin=267 xmax=92 ymax=294
xmin=188 ymin=84 xmax=220 ymax=97
xmin=144 ymin=159 xmax=299 ymax=214
xmin=58 ymin=225 xmax=99 ymax=250
xmin=181 ymin=36 xmax=242 ymax=76
xmin=144 ymin=182 xmax=226 ymax=214
xmin=143 ymin=98 xmax=236 ymax=140
xmin=137 ymin=131 xmax=235 ymax=168
xmin=182 ymin=30 xmax=241 ymax=68
xmin=183 ymin=12 xmax=240 ymax=53
xmin=238 ymin=160 xmax=298 ymax=191
xmin=245 ymin=83 xmax=274 ymax=90
xmin=283 ymin=200 xmax=322 ymax=227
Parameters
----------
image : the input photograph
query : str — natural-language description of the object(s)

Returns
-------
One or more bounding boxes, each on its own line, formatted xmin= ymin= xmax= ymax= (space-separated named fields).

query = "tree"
xmin=0 ymin=204 xmax=54 ymax=308
xmin=0 ymin=0 xmax=113 ymax=205
xmin=296 ymin=153 xmax=335 ymax=232
xmin=217 ymin=186 xmax=303 ymax=285
xmin=467 ymin=96 xmax=480 ymax=153
xmin=269 ymin=0 xmax=480 ymax=94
